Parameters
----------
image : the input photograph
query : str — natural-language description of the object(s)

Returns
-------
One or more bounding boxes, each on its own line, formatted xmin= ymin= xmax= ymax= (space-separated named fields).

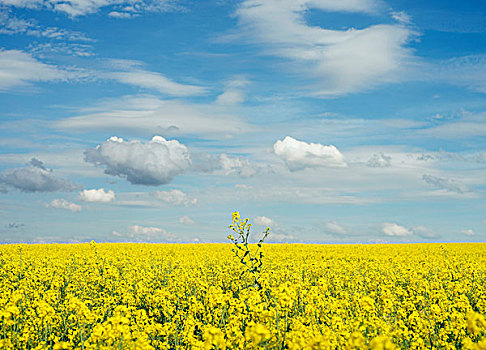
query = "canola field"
xmin=0 ymin=241 xmax=486 ymax=349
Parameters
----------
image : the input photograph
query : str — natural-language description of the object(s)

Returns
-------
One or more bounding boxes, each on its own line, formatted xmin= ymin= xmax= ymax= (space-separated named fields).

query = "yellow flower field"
xmin=0 ymin=240 xmax=485 ymax=349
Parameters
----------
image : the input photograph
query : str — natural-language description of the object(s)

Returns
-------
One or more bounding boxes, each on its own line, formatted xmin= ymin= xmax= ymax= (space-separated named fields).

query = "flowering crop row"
xmin=0 ymin=242 xmax=485 ymax=349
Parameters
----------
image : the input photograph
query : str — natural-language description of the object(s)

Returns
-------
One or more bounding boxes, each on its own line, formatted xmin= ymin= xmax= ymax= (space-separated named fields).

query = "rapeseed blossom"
xmin=0 ymin=242 xmax=485 ymax=349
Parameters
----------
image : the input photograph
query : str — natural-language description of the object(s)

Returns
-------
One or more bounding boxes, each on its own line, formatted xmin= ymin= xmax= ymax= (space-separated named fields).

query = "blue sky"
xmin=0 ymin=0 xmax=485 ymax=243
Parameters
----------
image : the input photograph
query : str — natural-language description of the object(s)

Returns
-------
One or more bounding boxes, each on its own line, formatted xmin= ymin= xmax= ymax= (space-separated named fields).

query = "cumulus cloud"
xmin=113 ymin=224 xmax=177 ymax=242
xmin=179 ymin=216 xmax=194 ymax=225
xmin=422 ymin=174 xmax=470 ymax=193
xmin=233 ymin=0 xmax=417 ymax=96
xmin=0 ymin=0 xmax=181 ymax=17
xmin=84 ymin=136 xmax=191 ymax=186
xmin=367 ymin=153 xmax=392 ymax=167
xmin=273 ymin=136 xmax=347 ymax=171
xmin=154 ymin=189 xmax=197 ymax=206
xmin=0 ymin=158 xmax=77 ymax=192
xmin=79 ymin=188 xmax=115 ymax=202
xmin=253 ymin=216 xmax=276 ymax=227
xmin=381 ymin=222 xmax=412 ymax=236
xmin=325 ymin=221 xmax=347 ymax=235
xmin=45 ymin=199 xmax=82 ymax=212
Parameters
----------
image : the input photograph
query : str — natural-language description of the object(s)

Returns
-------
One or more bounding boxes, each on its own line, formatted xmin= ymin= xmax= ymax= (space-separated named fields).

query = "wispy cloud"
xmin=113 ymin=224 xmax=178 ymax=242
xmin=0 ymin=0 xmax=182 ymax=17
xmin=325 ymin=221 xmax=348 ymax=235
xmin=253 ymin=216 xmax=275 ymax=227
xmin=154 ymin=189 xmax=197 ymax=206
xmin=54 ymin=94 xmax=249 ymax=139
xmin=422 ymin=174 xmax=470 ymax=194
xmin=0 ymin=49 xmax=84 ymax=91
xmin=432 ymin=54 xmax=486 ymax=93
xmin=107 ymin=70 xmax=207 ymax=96
xmin=0 ymin=10 xmax=93 ymax=41
xmin=232 ymin=0 xmax=417 ymax=96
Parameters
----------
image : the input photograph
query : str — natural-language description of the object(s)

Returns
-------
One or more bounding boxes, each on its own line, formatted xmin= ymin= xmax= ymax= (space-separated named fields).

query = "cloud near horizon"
xmin=45 ymin=198 xmax=82 ymax=212
xmin=0 ymin=158 xmax=78 ymax=192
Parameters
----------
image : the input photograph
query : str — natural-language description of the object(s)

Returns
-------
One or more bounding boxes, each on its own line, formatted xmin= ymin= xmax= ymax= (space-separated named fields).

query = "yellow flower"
xmin=370 ymin=335 xmax=396 ymax=350
xmin=245 ymin=321 xmax=271 ymax=346
xmin=203 ymin=326 xmax=226 ymax=350
xmin=232 ymin=211 xmax=240 ymax=223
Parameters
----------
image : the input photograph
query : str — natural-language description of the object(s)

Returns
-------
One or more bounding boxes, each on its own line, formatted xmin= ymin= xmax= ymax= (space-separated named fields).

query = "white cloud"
xmin=84 ymin=136 xmax=191 ymax=186
xmin=0 ymin=158 xmax=77 ymax=192
xmin=0 ymin=49 xmax=78 ymax=91
xmin=391 ymin=11 xmax=412 ymax=24
xmin=418 ymin=111 xmax=486 ymax=139
xmin=215 ymin=76 xmax=249 ymax=105
xmin=216 ymin=90 xmax=245 ymax=105
xmin=412 ymin=225 xmax=438 ymax=239
xmin=108 ymin=11 xmax=133 ymax=18
xmin=79 ymin=188 xmax=115 ymax=202
xmin=381 ymin=222 xmax=412 ymax=236
xmin=219 ymin=153 xmax=257 ymax=177
xmin=0 ymin=11 xmax=92 ymax=41
xmin=422 ymin=174 xmax=470 ymax=194
xmin=154 ymin=189 xmax=197 ymax=206
xmin=113 ymin=224 xmax=177 ymax=241
xmin=432 ymin=55 xmax=486 ymax=94
xmin=0 ymin=0 xmax=181 ymax=17
xmin=461 ymin=229 xmax=474 ymax=236
xmin=191 ymin=152 xmax=257 ymax=177
xmin=273 ymin=136 xmax=347 ymax=171
xmin=235 ymin=184 xmax=253 ymax=190
xmin=306 ymin=0 xmax=382 ymax=13
xmin=265 ymin=231 xmax=296 ymax=243
xmin=234 ymin=0 xmax=417 ymax=96
xmin=54 ymin=94 xmax=249 ymax=139
xmin=179 ymin=215 xmax=194 ymax=225
xmin=253 ymin=216 xmax=275 ymax=227
xmin=45 ymin=198 xmax=82 ymax=212
xmin=108 ymin=70 xmax=207 ymax=96
xmin=367 ymin=153 xmax=392 ymax=167
xmin=325 ymin=221 xmax=347 ymax=235
xmin=28 ymin=42 xmax=94 ymax=58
